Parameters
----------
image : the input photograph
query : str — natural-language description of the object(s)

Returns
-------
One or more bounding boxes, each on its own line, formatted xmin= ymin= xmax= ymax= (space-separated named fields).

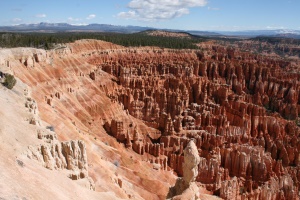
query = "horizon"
xmin=5 ymin=21 xmax=300 ymax=33
xmin=1 ymin=0 xmax=299 ymax=31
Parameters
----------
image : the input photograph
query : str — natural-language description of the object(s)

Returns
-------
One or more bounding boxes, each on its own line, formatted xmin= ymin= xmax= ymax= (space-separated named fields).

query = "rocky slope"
xmin=99 ymin=42 xmax=300 ymax=199
xmin=144 ymin=30 xmax=192 ymax=39
xmin=0 ymin=39 xmax=299 ymax=199
xmin=0 ymin=40 xmax=179 ymax=200
xmin=0 ymin=71 xmax=119 ymax=199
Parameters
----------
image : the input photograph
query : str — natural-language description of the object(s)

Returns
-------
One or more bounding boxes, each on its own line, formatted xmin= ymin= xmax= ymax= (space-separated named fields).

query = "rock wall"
xmin=1 ymin=40 xmax=299 ymax=199
xmin=98 ymin=44 xmax=300 ymax=199
xmin=22 ymin=92 xmax=95 ymax=190
xmin=1 ymin=41 xmax=176 ymax=199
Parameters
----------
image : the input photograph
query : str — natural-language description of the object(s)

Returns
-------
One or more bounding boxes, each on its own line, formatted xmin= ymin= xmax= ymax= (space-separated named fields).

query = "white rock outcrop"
xmin=167 ymin=140 xmax=201 ymax=200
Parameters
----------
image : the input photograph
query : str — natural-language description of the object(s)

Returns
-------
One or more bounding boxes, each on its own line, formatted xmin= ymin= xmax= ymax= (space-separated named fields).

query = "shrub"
xmin=113 ymin=160 xmax=120 ymax=167
xmin=46 ymin=125 xmax=55 ymax=132
xmin=3 ymin=74 xmax=17 ymax=89
xmin=16 ymin=159 xmax=24 ymax=167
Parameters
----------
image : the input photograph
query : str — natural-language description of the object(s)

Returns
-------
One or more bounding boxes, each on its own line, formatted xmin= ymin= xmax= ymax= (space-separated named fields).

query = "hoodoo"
xmin=0 ymin=38 xmax=299 ymax=199
xmin=167 ymin=140 xmax=201 ymax=199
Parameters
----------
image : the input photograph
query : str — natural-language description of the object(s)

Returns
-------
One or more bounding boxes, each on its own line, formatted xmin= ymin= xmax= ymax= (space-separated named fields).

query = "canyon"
xmin=0 ymin=38 xmax=299 ymax=199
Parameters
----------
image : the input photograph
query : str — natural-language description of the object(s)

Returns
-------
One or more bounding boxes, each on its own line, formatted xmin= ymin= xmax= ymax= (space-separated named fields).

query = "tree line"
xmin=0 ymin=32 xmax=206 ymax=50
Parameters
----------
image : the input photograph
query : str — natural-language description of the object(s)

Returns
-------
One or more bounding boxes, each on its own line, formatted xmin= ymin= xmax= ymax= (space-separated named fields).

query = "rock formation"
xmin=97 ymin=42 xmax=300 ymax=199
xmin=167 ymin=140 xmax=201 ymax=199
xmin=22 ymin=84 xmax=95 ymax=190
xmin=0 ymin=41 xmax=177 ymax=200
xmin=1 ymin=39 xmax=299 ymax=199
xmin=27 ymin=130 xmax=95 ymax=190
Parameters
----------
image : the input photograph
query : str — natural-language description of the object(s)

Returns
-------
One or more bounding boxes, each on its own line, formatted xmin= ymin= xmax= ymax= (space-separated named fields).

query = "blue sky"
xmin=1 ymin=0 xmax=299 ymax=31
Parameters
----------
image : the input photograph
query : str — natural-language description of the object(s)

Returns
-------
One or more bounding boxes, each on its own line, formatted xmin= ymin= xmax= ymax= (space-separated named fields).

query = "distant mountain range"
xmin=218 ymin=30 xmax=300 ymax=38
xmin=0 ymin=22 xmax=300 ymax=38
xmin=0 ymin=22 xmax=151 ymax=33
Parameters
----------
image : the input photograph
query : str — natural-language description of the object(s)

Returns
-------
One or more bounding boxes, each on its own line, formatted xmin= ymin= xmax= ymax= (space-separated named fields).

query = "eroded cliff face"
xmin=0 ymin=40 xmax=177 ymax=200
xmin=1 ymin=39 xmax=299 ymax=199
xmin=0 ymin=70 xmax=118 ymax=199
xmin=90 ymin=42 xmax=300 ymax=199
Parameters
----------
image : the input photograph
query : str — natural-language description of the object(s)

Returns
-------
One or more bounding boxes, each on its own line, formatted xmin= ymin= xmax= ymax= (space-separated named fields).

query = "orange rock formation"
xmin=1 ymin=39 xmax=299 ymax=199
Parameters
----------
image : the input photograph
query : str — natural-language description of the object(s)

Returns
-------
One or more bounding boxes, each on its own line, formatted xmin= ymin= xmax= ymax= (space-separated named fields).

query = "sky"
xmin=0 ymin=0 xmax=299 ymax=31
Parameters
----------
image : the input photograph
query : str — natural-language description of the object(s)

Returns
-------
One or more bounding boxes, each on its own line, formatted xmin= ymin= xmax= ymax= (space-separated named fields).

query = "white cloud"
xmin=117 ymin=0 xmax=207 ymax=21
xmin=70 ymin=23 xmax=88 ymax=26
xmin=86 ymin=14 xmax=96 ymax=20
xmin=118 ymin=10 xmax=137 ymax=19
xmin=208 ymin=7 xmax=220 ymax=11
xmin=266 ymin=26 xmax=285 ymax=30
xmin=36 ymin=14 xmax=46 ymax=18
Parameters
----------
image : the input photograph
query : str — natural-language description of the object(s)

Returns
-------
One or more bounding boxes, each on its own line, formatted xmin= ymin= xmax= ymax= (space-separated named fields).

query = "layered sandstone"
xmin=0 ymin=72 xmax=118 ymax=199
xmin=1 ymin=39 xmax=299 ymax=199
xmin=96 ymin=42 xmax=300 ymax=199
xmin=0 ymin=40 xmax=177 ymax=200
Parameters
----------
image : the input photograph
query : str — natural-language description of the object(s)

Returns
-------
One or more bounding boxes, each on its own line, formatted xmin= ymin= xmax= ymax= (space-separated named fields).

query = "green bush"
xmin=3 ymin=74 xmax=17 ymax=89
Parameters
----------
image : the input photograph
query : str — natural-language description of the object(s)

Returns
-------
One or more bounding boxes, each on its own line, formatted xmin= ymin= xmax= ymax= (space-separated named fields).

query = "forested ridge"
xmin=0 ymin=32 xmax=206 ymax=49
